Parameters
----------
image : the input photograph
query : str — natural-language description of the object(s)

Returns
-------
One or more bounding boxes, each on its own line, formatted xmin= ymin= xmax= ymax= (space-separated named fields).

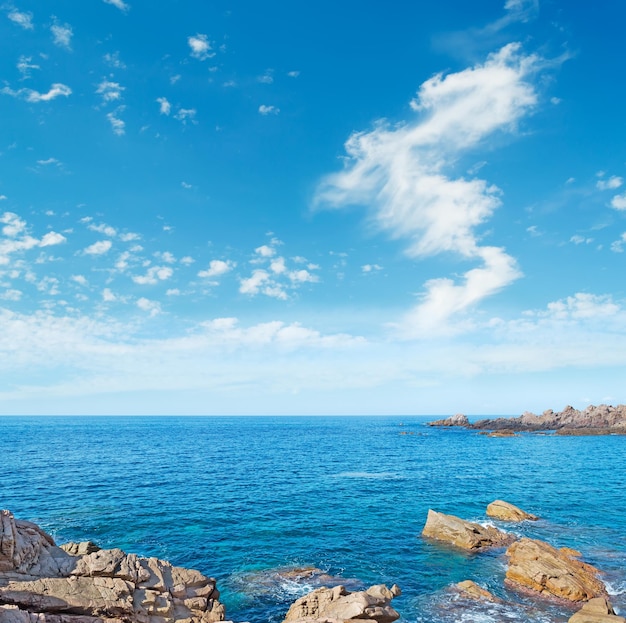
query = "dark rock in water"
xmin=0 ymin=510 xmax=224 ymax=623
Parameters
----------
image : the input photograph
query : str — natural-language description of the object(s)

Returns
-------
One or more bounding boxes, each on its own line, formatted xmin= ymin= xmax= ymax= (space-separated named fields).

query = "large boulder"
xmin=0 ymin=510 xmax=225 ymax=623
xmin=427 ymin=414 xmax=469 ymax=427
xmin=568 ymin=597 xmax=626 ymax=623
xmin=421 ymin=510 xmax=516 ymax=550
xmin=505 ymin=537 xmax=607 ymax=602
xmin=486 ymin=500 xmax=538 ymax=522
xmin=282 ymin=584 xmax=401 ymax=623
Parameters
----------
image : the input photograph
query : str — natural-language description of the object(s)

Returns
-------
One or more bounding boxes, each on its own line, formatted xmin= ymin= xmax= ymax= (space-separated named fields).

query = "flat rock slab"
xmin=421 ymin=510 xmax=516 ymax=550
xmin=568 ymin=597 xmax=626 ymax=623
xmin=486 ymin=500 xmax=538 ymax=522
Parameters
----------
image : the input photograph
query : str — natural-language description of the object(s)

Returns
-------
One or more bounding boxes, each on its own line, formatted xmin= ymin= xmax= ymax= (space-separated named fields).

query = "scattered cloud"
xmin=570 ymin=234 xmax=593 ymax=245
xmin=103 ymin=52 xmax=126 ymax=69
xmin=257 ymin=70 xmax=274 ymax=84
xmin=107 ymin=109 xmax=126 ymax=135
xmin=610 ymin=193 xmax=626 ymax=211
xmin=181 ymin=181 xmax=192 ymax=189
xmin=40 ymin=232 xmax=66 ymax=247
xmin=84 ymin=240 xmax=112 ymax=255
xmin=51 ymin=19 xmax=73 ymax=49
xmin=532 ymin=293 xmax=619 ymax=321
xmin=316 ymin=43 xmax=541 ymax=337
xmin=596 ymin=175 xmax=623 ymax=191
xmin=36 ymin=157 xmax=62 ymax=167
xmin=7 ymin=8 xmax=33 ymax=29
xmin=103 ymin=0 xmax=130 ymax=13
xmin=610 ymin=233 xmax=626 ymax=253
xmin=287 ymin=71 xmax=300 ymax=78
xmin=198 ymin=259 xmax=236 ymax=279
xmin=362 ymin=264 xmax=383 ymax=273
xmin=259 ymin=105 xmax=279 ymax=115
xmin=17 ymin=56 xmax=40 ymax=80
xmin=136 ymin=297 xmax=161 ymax=316
xmin=96 ymin=79 xmax=124 ymax=103
xmin=132 ymin=266 xmax=174 ymax=285
xmin=156 ymin=97 xmax=171 ymax=115
xmin=188 ymin=34 xmax=214 ymax=60
xmin=1 ymin=83 xmax=72 ymax=103
xmin=174 ymin=108 xmax=197 ymax=124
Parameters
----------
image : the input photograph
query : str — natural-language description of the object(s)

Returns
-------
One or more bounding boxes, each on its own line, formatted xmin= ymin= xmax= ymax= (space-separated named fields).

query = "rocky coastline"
xmin=427 ymin=404 xmax=626 ymax=433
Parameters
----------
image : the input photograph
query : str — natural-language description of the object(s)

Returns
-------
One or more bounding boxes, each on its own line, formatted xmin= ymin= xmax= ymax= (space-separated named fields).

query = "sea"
xmin=2 ymin=416 xmax=625 ymax=623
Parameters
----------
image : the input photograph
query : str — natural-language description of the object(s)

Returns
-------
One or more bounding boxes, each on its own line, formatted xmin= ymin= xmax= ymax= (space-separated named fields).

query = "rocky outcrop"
xmin=427 ymin=404 xmax=626 ymax=432
xmin=282 ymin=584 xmax=401 ymax=623
xmin=0 ymin=510 xmax=224 ymax=623
xmin=486 ymin=500 xmax=538 ymax=522
xmin=426 ymin=414 xmax=469 ymax=427
xmin=421 ymin=510 xmax=516 ymax=550
xmin=505 ymin=537 xmax=607 ymax=602
xmin=452 ymin=580 xmax=502 ymax=603
xmin=568 ymin=597 xmax=626 ymax=623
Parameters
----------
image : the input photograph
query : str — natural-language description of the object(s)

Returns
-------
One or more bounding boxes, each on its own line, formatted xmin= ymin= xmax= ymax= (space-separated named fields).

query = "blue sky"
xmin=1 ymin=0 xmax=626 ymax=415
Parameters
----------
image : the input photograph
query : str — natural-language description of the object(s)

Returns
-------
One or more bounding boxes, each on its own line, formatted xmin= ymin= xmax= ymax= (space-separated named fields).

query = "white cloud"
xmin=188 ymin=34 xmax=214 ymax=60
xmin=287 ymin=71 xmax=300 ymax=78
xmin=17 ymin=56 xmax=40 ymax=79
xmin=569 ymin=234 xmax=593 ymax=245
xmin=1 ymin=212 xmax=27 ymax=237
xmin=97 ymin=80 xmax=124 ymax=103
xmin=255 ymin=244 xmax=275 ymax=258
xmin=2 ymin=83 xmax=72 ymax=103
xmin=103 ymin=52 xmax=126 ymax=69
xmin=316 ymin=43 xmax=540 ymax=337
xmin=269 ymin=257 xmax=286 ymax=274
xmin=362 ymin=264 xmax=383 ymax=273
xmin=0 ymin=196 xmax=6 ymax=201
xmin=156 ymin=97 xmax=171 ymax=115
xmin=610 ymin=233 xmax=626 ymax=253
xmin=257 ymin=71 xmax=274 ymax=84
xmin=166 ymin=288 xmax=180 ymax=296
xmin=611 ymin=193 xmax=626 ymax=211
xmin=119 ymin=232 xmax=140 ymax=242
xmin=103 ymin=0 xmax=130 ymax=12
xmin=102 ymin=288 xmax=117 ymax=302
xmin=37 ymin=157 xmax=61 ymax=167
xmin=88 ymin=222 xmax=117 ymax=237
xmin=84 ymin=240 xmax=112 ymax=255
xmin=132 ymin=266 xmax=173 ymax=285
xmin=198 ymin=259 xmax=235 ymax=279
xmin=180 ymin=256 xmax=194 ymax=265
xmin=8 ymin=9 xmax=33 ymax=29
xmin=136 ymin=297 xmax=161 ymax=316
xmin=39 ymin=231 xmax=66 ymax=247
xmin=259 ymin=105 xmax=279 ymax=115
xmin=175 ymin=108 xmax=197 ymax=124
xmin=596 ymin=175 xmax=623 ymax=191
xmin=239 ymin=269 xmax=270 ymax=295
xmin=71 ymin=275 xmax=88 ymax=286
xmin=0 ymin=288 xmax=22 ymax=301
xmin=51 ymin=20 xmax=73 ymax=49
xmin=537 ymin=293 xmax=620 ymax=321
xmin=107 ymin=110 xmax=125 ymax=135
xmin=181 ymin=181 xmax=192 ymax=189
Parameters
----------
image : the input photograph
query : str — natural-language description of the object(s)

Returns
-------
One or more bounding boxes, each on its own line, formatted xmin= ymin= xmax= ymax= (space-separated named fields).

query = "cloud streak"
xmin=316 ymin=43 xmax=541 ymax=336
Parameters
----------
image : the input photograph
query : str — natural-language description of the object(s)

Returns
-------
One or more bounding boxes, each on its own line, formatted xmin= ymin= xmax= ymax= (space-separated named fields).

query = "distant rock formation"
xmin=486 ymin=500 xmax=538 ymax=522
xmin=505 ymin=537 xmax=607 ymax=602
xmin=421 ymin=510 xmax=516 ymax=550
xmin=281 ymin=584 xmax=401 ymax=623
xmin=427 ymin=404 xmax=626 ymax=432
xmin=0 ymin=510 xmax=224 ymax=623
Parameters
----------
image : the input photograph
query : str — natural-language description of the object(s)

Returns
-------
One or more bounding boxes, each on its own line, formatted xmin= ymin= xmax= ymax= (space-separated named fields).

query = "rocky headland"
xmin=427 ymin=404 xmax=626 ymax=433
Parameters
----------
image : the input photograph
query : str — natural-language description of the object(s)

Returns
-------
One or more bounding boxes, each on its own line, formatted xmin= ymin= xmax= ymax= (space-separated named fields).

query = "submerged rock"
xmin=0 ymin=510 xmax=224 ymax=623
xmin=421 ymin=510 xmax=516 ymax=550
xmin=486 ymin=500 xmax=538 ymax=522
xmin=568 ymin=597 xmax=626 ymax=623
xmin=282 ymin=584 xmax=401 ymax=623
xmin=505 ymin=537 xmax=607 ymax=602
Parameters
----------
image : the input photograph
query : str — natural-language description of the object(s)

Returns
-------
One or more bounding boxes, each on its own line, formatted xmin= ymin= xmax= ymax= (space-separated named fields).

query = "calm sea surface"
xmin=2 ymin=416 xmax=625 ymax=623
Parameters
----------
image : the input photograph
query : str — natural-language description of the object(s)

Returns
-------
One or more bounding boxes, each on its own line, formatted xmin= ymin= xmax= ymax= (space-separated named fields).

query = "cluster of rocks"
xmin=421 ymin=501 xmax=624 ymax=622
xmin=0 ymin=510 xmax=402 ymax=623
xmin=428 ymin=404 xmax=626 ymax=433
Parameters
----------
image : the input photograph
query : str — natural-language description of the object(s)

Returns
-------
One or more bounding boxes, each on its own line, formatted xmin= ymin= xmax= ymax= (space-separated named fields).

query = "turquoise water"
xmin=2 ymin=416 xmax=625 ymax=623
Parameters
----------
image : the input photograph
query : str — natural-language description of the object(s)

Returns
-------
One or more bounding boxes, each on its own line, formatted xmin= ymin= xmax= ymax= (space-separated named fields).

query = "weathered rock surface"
xmin=452 ymin=580 xmax=502 ymax=603
xmin=426 ymin=414 xmax=469 ymax=427
xmin=0 ymin=510 xmax=224 ymax=623
xmin=505 ymin=537 xmax=607 ymax=602
xmin=282 ymin=584 xmax=401 ymax=623
xmin=568 ymin=597 xmax=626 ymax=623
xmin=486 ymin=500 xmax=538 ymax=522
xmin=427 ymin=404 xmax=626 ymax=432
xmin=421 ymin=510 xmax=516 ymax=550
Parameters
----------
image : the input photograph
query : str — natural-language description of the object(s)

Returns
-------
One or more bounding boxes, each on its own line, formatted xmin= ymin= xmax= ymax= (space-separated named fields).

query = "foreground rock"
xmin=569 ymin=597 xmax=626 ymax=623
xmin=505 ymin=537 xmax=607 ymax=602
xmin=282 ymin=584 xmax=401 ymax=623
xmin=486 ymin=500 xmax=538 ymax=522
xmin=421 ymin=510 xmax=516 ymax=550
xmin=428 ymin=404 xmax=626 ymax=432
xmin=0 ymin=510 xmax=224 ymax=623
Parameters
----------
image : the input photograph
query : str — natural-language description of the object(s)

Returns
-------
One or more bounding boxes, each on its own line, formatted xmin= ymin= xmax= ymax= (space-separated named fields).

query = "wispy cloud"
xmin=259 ymin=105 xmax=279 ymax=115
xmin=156 ymin=97 xmax=171 ymax=115
xmin=174 ymin=108 xmax=197 ymax=124
xmin=17 ymin=56 xmax=40 ymax=80
xmin=596 ymin=175 xmax=623 ymax=191
xmin=1 ymin=83 xmax=72 ymax=103
xmin=316 ymin=43 xmax=542 ymax=336
xmin=51 ymin=19 xmax=73 ymax=50
xmin=96 ymin=79 xmax=124 ymax=103
xmin=257 ymin=70 xmax=274 ymax=84
xmin=103 ymin=0 xmax=129 ymax=13
xmin=7 ymin=8 xmax=33 ymax=29
xmin=107 ymin=109 xmax=126 ymax=135
xmin=188 ymin=34 xmax=214 ymax=60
